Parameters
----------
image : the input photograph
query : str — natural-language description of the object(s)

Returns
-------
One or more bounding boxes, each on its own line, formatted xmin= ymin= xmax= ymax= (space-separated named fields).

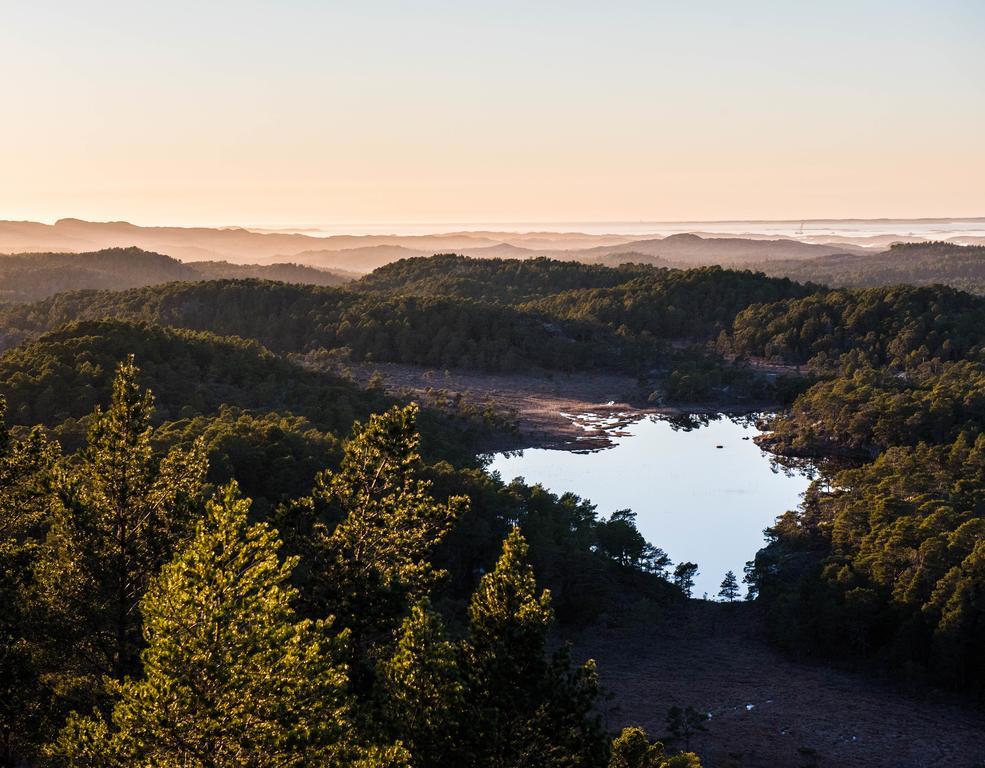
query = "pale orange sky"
xmin=2 ymin=1 xmax=983 ymax=226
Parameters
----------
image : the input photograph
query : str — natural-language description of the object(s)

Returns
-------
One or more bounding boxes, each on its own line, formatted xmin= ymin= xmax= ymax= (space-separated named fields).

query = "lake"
xmin=488 ymin=413 xmax=811 ymax=598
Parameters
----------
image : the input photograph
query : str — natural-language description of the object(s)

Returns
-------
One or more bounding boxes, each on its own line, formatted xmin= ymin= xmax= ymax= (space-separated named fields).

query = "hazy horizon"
xmin=9 ymin=215 xmax=985 ymax=239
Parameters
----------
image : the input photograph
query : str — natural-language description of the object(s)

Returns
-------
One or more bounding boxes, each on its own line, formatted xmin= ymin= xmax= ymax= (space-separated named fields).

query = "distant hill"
xmin=572 ymin=233 xmax=865 ymax=265
xmin=0 ymin=217 xmax=880 ymax=271
xmin=0 ymin=218 xmax=516 ymax=263
xmin=750 ymin=242 xmax=985 ymax=294
xmin=0 ymin=247 xmax=354 ymax=302
xmin=0 ymin=247 xmax=199 ymax=301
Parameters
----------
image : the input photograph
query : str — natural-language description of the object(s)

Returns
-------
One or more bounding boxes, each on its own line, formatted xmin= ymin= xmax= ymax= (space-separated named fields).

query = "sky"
xmin=2 ymin=1 xmax=983 ymax=227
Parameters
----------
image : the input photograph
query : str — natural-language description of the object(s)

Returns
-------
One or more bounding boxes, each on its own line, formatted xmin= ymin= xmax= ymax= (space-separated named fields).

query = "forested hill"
xmin=0 ymin=319 xmax=378 ymax=432
xmin=749 ymin=242 xmax=985 ymax=294
xmin=523 ymin=266 xmax=815 ymax=341
xmin=0 ymin=247 xmax=198 ymax=301
xmin=0 ymin=279 xmax=625 ymax=372
xmin=351 ymin=253 xmax=654 ymax=301
xmin=0 ymin=247 xmax=352 ymax=302
xmin=0 ymin=261 xmax=822 ymax=375
xmin=728 ymin=283 xmax=985 ymax=369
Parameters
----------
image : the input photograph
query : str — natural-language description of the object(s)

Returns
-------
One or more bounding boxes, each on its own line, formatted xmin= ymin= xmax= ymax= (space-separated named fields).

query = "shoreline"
xmin=325 ymin=361 xmax=781 ymax=453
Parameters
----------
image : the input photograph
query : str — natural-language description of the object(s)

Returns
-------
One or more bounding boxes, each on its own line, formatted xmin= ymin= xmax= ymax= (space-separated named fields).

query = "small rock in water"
xmin=716 ymin=445 xmax=724 ymax=449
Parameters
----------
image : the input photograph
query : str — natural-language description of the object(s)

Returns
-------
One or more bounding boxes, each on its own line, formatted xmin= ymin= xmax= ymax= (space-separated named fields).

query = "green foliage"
xmin=378 ymin=600 xmax=466 ymax=767
xmin=0 ymin=259 xmax=818 ymax=385
xmin=152 ymin=407 xmax=342 ymax=515
xmin=0 ymin=247 xmax=197 ymax=303
xmin=525 ymin=266 xmax=812 ymax=342
xmin=300 ymin=405 xmax=467 ymax=641
xmin=750 ymin=435 xmax=985 ymax=692
xmin=0 ymin=360 xmax=671 ymax=766
xmin=0 ymin=279 xmax=618 ymax=373
xmin=40 ymin=357 xmax=207 ymax=699
xmin=728 ymin=284 xmax=985 ymax=370
xmin=0 ymin=247 xmax=351 ymax=303
xmin=759 ymin=361 xmax=985 ymax=462
xmin=609 ymin=727 xmax=702 ymax=768
xmin=50 ymin=482 xmax=404 ymax=767
xmin=596 ymin=509 xmax=671 ymax=574
xmin=0 ymin=319 xmax=376 ymax=433
xmin=463 ymin=527 xmax=606 ymax=767
xmin=354 ymin=254 xmax=652 ymax=302
xmin=0 ymin=399 xmax=60 ymax=763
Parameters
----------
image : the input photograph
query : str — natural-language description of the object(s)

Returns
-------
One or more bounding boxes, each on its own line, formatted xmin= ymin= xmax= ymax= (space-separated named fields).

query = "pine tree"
xmin=609 ymin=726 xmax=703 ymax=768
xmin=304 ymin=404 xmax=467 ymax=640
xmin=42 ymin=357 xmax=208 ymax=689
xmin=0 ymin=399 xmax=60 ymax=765
xmin=718 ymin=571 xmax=740 ymax=602
xmin=51 ymin=483 xmax=407 ymax=768
xmin=379 ymin=600 xmax=465 ymax=767
xmin=673 ymin=563 xmax=699 ymax=599
xmin=464 ymin=527 xmax=605 ymax=767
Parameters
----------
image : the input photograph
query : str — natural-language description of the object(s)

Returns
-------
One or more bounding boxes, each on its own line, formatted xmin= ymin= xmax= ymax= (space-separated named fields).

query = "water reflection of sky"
xmin=488 ymin=414 xmax=811 ymax=599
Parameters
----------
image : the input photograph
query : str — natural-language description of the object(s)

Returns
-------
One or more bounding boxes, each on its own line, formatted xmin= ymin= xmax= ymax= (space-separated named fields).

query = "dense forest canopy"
xmin=0 ymin=360 xmax=689 ymax=766
xmin=4 ymin=248 xmax=985 ymax=764
xmin=728 ymin=283 xmax=985 ymax=370
xmin=352 ymin=254 xmax=655 ymax=301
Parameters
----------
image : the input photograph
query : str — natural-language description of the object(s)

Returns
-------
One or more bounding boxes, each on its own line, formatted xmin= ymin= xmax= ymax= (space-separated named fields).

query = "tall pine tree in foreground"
xmin=42 ymin=356 xmax=207 ymax=693
xmin=52 ymin=482 xmax=407 ymax=768
xmin=464 ymin=527 xmax=606 ymax=768
xmin=295 ymin=404 xmax=467 ymax=641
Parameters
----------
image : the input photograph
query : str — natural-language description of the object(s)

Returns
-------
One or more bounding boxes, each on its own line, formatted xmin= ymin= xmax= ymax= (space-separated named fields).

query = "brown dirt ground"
xmin=329 ymin=362 xmax=772 ymax=451
xmin=567 ymin=601 xmax=985 ymax=768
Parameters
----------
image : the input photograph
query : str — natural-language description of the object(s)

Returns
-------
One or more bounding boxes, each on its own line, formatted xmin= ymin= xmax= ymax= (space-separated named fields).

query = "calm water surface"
xmin=488 ymin=414 xmax=811 ymax=598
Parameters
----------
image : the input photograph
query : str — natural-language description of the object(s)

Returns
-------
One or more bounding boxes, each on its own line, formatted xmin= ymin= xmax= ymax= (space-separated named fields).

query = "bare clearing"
xmin=330 ymin=362 xmax=772 ymax=451
xmin=569 ymin=601 xmax=985 ymax=768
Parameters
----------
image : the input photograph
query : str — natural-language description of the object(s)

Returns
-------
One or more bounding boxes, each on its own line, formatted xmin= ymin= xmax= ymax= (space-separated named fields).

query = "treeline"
xmin=728 ymin=284 xmax=985 ymax=371
xmin=736 ymin=281 xmax=985 ymax=693
xmin=0 ymin=319 xmax=378 ymax=434
xmin=0 ymin=362 xmax=695 ymax=766
xmin=0 ymin=280 xmax=622 ymax=372
xmin=353 ymin=254 xmax=654 ymax=302
xmin=0 ymin=247 xmax=351 ymax=303
xmin=749 ymin=435 xmax=985 ymax=695
xmin=525 ymin=266 xmax=814 ymax=342
xmin=757 ymin=361 xmax=985 ymax=461
xmin=0 ymin=318 xmax=512 ymax=487
xmin=0 ymin=258 xmax=822 ymax=391
xmin=355 ymin=256 xmax=814 ymax=344
xmin=753 ymin=242 xmax=985 ymax=295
